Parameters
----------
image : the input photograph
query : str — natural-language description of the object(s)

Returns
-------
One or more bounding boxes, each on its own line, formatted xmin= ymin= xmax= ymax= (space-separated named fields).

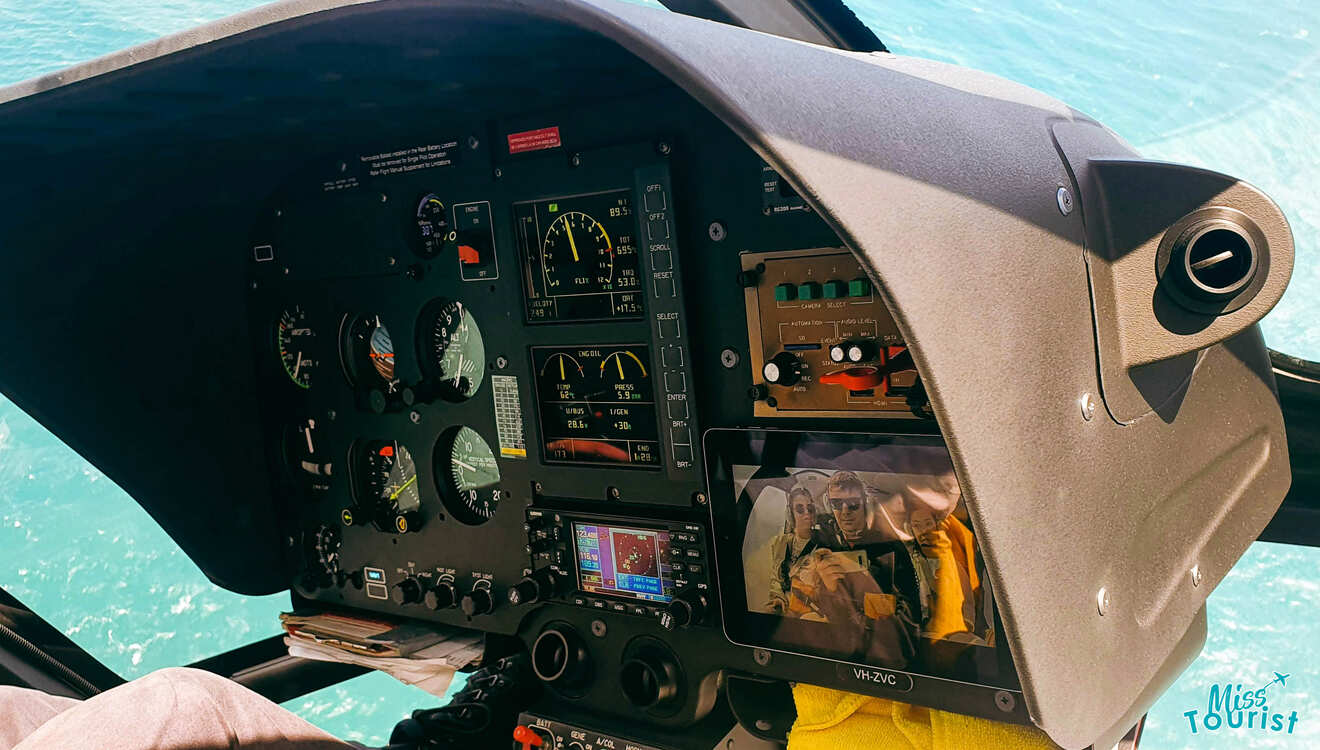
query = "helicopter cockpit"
xmin=0 ymin=1 xmax=1314 ymax=749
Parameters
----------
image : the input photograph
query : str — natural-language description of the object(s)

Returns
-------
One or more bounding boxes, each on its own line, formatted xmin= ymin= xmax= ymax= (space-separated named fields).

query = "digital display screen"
xmin=515 ymin=189 xmax=643 ymax=323
xmin=531 ymin=344 xmax=661 ymax=468
xmin=705 ymin=430 xmax=1011 ymax=687
xmin=574 ymin=523 xmax=676 ymax=604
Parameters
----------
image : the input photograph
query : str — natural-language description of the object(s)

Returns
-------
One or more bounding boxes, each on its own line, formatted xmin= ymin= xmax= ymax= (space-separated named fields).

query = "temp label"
xmin=492 ymin=375 xmax=527 ymax=459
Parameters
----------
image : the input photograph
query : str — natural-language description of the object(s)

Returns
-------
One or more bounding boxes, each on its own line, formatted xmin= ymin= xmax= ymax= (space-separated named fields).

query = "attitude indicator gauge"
xmin=276 ymin=306 xmax=317 ymax=388
xmin=418 ymin=299 xmax=485 ymax=401
xmin=349 ymin=440 xmax=422 ymax=533
xmin=437 ymin=427 xmax=501 ymax=525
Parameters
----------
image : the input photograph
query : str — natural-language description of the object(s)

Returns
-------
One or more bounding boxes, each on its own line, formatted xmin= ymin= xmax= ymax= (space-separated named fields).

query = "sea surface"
xmin=0 ymin=1 xmax=1317 ymax=748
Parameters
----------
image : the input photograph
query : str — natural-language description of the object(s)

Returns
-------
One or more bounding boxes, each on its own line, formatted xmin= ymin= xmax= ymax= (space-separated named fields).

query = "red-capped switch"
xmin=513 ymin=725 xmax=545 ymax=749
xmin=818 ymin=366 xmax=885 ymax=390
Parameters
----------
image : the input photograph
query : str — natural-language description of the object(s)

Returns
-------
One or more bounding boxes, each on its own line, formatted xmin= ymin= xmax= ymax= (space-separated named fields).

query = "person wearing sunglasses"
xmin=765 ymin=485 xmax=822 ymax=613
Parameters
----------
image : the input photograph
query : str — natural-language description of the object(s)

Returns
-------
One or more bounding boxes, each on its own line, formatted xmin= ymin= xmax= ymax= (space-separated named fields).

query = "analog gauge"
xmin=541 ymin=211 xmax=614 ymax=296
xmin=353 ymin=440 xmax=422 ymax=533
xmin=414 ymin=193 xmax=451 ymax=259
xmin=276 ymin=306 xmax=317 ymax=388
xmin=312 ymin=525 xmax=341 ymax=576
xmin=418 ymin=299 xmax=485 ymax=401
xmin=340 ymin=314 xmax=401 ymax=394
xmin=538 ymin=350 xmax=585 ymax=402
xmin=286 ymin=418 xmax=332 ymax=493
xmin=437 ymin=427 xmax=501 ymax=525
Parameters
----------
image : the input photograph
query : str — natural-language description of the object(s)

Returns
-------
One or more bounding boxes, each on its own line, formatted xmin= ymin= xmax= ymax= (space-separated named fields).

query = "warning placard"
xmin=507 ymin=126 xmax=562 ymax=155
xmin=359 ymin=141 xmax=459 ymax=178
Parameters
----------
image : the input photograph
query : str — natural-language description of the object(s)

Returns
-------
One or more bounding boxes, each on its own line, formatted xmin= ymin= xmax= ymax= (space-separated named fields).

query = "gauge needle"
xmin=453 ymin=458 xmax=478 ymax=473
xmin=616 ymin=354 xmax=625 ymax=379
xmin=454 ymin=353 xmax=464 ymax=385
xmin=558 ymin=355 xmax=566 ymax=381
xmin=293 ymin=352 xmax=303 ymax=379
xmin=564 ymin=220 xmax=580 ymax=261
xmin=388 ymin=475 xmax=417 ymax=501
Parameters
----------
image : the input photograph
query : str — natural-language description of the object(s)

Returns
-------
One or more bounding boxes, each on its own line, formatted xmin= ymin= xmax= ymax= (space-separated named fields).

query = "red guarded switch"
xmin=513 ymin=725 xmax=545 ymax=749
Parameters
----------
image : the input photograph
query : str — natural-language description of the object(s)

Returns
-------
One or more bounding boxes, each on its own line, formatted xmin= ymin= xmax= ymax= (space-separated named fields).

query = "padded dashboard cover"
xmin=0 ymin=1 xmax=1291 ymax=747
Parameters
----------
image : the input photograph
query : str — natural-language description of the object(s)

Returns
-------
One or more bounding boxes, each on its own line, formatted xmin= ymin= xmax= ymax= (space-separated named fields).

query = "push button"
xmin=848 ymin=277 xmax=872 ymax=297
xmin=774 ymin=283 xmax=796 ymax=302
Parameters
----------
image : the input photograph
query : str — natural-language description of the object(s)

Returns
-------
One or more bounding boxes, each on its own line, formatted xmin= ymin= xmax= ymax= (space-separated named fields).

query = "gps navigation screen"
xmin=574 ymin=523 xmax=676 ymax=604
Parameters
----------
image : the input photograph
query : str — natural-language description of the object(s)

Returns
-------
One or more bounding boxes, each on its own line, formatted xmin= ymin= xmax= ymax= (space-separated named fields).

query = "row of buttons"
xmin=774 ymin=277 xmax=871 ymax=301
xmin=571 ymin=594 xmax=667 ymax=621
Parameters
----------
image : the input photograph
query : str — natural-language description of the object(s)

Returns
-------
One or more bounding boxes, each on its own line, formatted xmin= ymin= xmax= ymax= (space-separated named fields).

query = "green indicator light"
xmin=548 ymin=203 xmax=559 ymax=212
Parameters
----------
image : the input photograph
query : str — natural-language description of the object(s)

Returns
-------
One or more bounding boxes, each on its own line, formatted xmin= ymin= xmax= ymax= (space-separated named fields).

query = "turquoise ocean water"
xmin=0 ymin=1 xmax=1316 ymax=747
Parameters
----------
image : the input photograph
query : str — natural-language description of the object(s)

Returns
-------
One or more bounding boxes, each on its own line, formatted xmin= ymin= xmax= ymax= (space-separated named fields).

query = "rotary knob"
xmin=424 ymin=580 xmax=458 ymax=610
xmin=761 ymin=352 xmax=801 ymax=386
xmin=660 ymin=587 xmax=709 ymax=630
xmin=391 ymin=577 xmax=423 ymax=605
xmin=508 ymin=568 xmax=563 ymax=607
xmin=845 ymin=340 xmax=876 ymax=363
xmin=461 ymin=586 xmax=496 ymax=616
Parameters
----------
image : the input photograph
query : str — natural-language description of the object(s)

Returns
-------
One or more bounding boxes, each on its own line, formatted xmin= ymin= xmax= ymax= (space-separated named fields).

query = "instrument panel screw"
xmin=466 ymin=135 xmax=480 ymax=150
xmin=1097 ymin=587 xmax=1111 ymax=616
xmin=326 ymin=409 xmax=336 ymax=421
xmin=1057 ymin=186 xmax=1074 ymax=216
xmin=386 ymin=256 xmax=397 ymax=267
xmin=409 ymin=411 xmax=421 ymax=424
xmin=708 ymin=221 xmax=727 ymax=242
xmin=379 ymin=193 xmax=388 ymax=203
xmin=656 ymin=141 xmax=672 ymax=156
xmin=570 ymin=153 xmax=582 ymax=168
xmin=995 ymin=691 xmax=1016 ymax=712
xmin=755 ymin=720 xmax=772 ymax=732
xmin=249 ymin=280 xmax=258 ymax=290
xmin=762 ymin=206 xmax=773 ymax=216
xmin=495 ymin=355 xmax=509 ymax=370
xmin=753 ymin=649 xmax=771 ymax=666
xmin=695 ymin=492 xmax=708 ymax=506
xmin=720 ymin=348 xmax=740 ymax=369
xmin=1191 ymin=565 xmax=1203 ymax=587
xmin=591 ymin=619 xmax=608 ymax=638
xmin=1079 ymin=392 xmax=1097 ymax=421
xmin=533 ymin=482 xmax=544 ymax=494
xmin=493 ymin=167 xmax=503 ymax=179
xmin=338 ymin=161 xmax=347 ymax=173
xmin=608 ymin=486 xmax=621 ymax=500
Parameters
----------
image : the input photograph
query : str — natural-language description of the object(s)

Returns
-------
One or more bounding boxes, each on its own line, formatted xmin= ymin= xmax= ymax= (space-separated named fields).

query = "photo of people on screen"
xmin=737 ymin=447 xmax=993 ymax=670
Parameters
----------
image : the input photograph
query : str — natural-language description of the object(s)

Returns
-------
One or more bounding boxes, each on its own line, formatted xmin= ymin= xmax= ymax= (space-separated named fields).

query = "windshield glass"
xmin=845 ymin=0 xmax=1319 ymax=362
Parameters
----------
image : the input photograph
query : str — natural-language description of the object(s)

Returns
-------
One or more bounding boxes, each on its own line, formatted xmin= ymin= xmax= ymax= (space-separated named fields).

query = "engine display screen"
xmin=531 ymin=344 xmax=661 ymax=468
xmin=515 ymin=189 xmax=643 ymax=322
xmin=574 ymin=523 xmax=676 ymax=604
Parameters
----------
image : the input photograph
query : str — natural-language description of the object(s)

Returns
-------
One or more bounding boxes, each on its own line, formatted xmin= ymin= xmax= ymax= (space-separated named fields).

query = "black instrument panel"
xmin=247 ymin=88 xmax=1004 ymax=735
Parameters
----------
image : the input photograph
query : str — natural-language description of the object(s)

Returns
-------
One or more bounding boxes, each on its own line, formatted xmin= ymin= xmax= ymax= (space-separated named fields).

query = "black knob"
xmin=424 ymin=581 xmax=457 ymax=610
xmin=762 ymin=352 xmax=801 ymax=386
xmin=736 ymin=269 xmax=759 ymax=288
xmin=660 ymin=587 xmax=708 ymax=630
xmin=846 ymin=340 xmax=875 ymax=363
xmin=747 ymin=383 xmax=770 ymax=401
xmin=391 ymin=577 xmax=423 ymax=605
xmin=461 ymin=587 xmax=495 ymax=616
xmin=508 ymin=568 xmax=562 ymax=606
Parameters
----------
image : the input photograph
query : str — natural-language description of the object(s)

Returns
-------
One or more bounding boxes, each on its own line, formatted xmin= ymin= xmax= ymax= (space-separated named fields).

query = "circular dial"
xmin=414 ymin=194 xmax=451 ymax=259
xmin=311 ymin=525 xmax=341 ymax=577
xmin=276 ymin=306 xmax=317 ymax=388
xmin=437 ymin=427 xmax=501 ymax=525
xmin=341 ymin=314 xmax=401 ymax=393
xmin=355 ymin=440 xmax=421 ymax=532
xmin=419 ymin=299 xmax=485 ymax=401
xmin=541 ymin=211 xmax=614 ymax=296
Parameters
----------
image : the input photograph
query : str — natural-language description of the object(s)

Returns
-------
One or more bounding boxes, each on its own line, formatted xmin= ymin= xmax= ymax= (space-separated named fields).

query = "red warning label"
xmin=507 ymin=126 xmax=562 ymax=155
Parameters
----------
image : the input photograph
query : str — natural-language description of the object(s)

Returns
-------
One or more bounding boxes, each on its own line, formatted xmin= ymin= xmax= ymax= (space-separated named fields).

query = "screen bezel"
xmin=703 ymin=428 xmax=1020 ymax=690
xmin=570 ymin=519 xmax=677 ymax=605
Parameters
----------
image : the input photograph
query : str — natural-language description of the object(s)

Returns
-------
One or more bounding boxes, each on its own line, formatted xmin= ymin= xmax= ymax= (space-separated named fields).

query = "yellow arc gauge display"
xmin=542 ymin=211 xmax=614 ymax=295
xmin=531 ymin=345 xmax=661 ymax=467
xmin=276 ymin=306 xmax=317 ymax=388
xmin=515 ymin=189 xmax=641 ymax=322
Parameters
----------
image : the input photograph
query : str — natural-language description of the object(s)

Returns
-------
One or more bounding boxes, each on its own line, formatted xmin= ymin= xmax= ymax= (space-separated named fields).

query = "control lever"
xmin=388 ymin=653 xmax=540 ymax=749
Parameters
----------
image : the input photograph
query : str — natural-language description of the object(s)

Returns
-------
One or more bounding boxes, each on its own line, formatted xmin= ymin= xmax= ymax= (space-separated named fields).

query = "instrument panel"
xmin=246 ymin=88 xmax=1009 ymax=741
